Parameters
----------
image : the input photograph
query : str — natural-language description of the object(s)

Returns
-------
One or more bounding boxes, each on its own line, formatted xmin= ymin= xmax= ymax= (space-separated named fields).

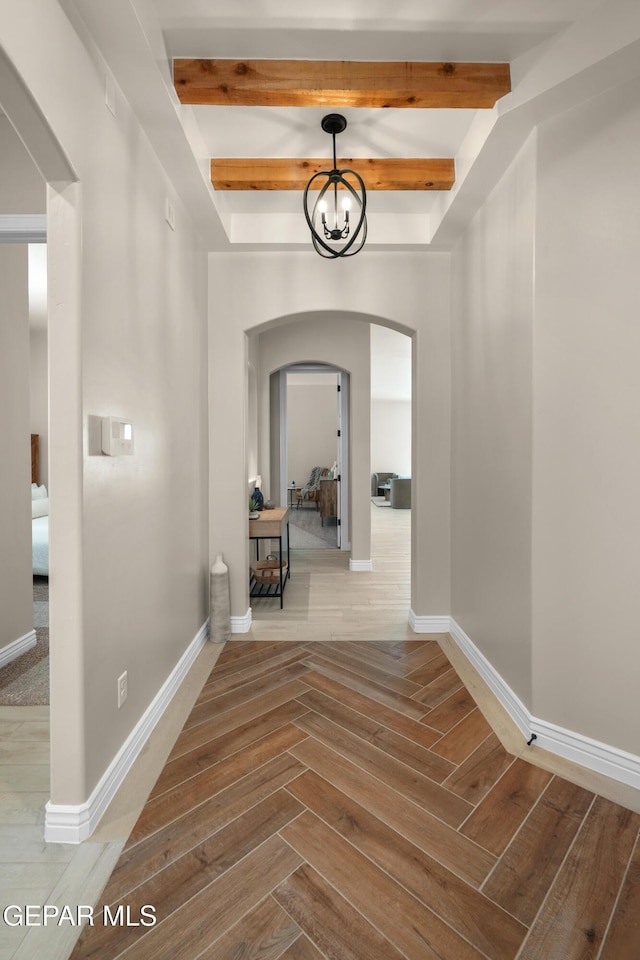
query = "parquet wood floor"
xmin=71 ymin=635 xmax=640 ymax=960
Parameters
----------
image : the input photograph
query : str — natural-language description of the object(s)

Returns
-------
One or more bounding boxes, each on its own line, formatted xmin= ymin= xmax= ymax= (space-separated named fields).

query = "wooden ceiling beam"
xmin=210 ymin=158 xmax=455 ymax=191
xmin=176 ymin=59 xmax=510 ymax=109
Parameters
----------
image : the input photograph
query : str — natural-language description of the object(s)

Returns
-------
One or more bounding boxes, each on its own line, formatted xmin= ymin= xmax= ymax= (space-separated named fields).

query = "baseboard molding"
xmin=409 ymin=612 xmax=451 ymax=634
xmin=349 ymin=559 xmax=372 ymax=572
xmin=449 ymin=617 xmax=640 ymax=793
xmin=231 ymin=608 xmax=252 ymax=633
xmin=44 ymin=618 xmax=210 ymax=844
xmin=0 ymin=629 xmax=37 ymax=669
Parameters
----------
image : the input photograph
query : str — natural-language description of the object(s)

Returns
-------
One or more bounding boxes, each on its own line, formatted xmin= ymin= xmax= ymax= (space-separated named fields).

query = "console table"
xmin=318 ymin=477 xmax=338 ymax=525
xmin=249 ymin=507 xmax=290 ymax=608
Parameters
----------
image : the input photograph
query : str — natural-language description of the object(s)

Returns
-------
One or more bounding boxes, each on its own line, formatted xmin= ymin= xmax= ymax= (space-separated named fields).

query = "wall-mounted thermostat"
xmin=101 ymin=417 xmax=134 ymax=456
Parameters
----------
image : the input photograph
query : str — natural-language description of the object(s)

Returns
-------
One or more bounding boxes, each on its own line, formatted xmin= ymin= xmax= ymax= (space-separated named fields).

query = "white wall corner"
xmin=44 ymin=618 xmax=210 ymax=844
xmin=409 ymin=612 xmax=451 ymax=634
xmin=349 ymin=559 xmax=373 ymax=572
xmin=0 ymin=629 xmax=37 ymax=669
xmin=231 ymin=608 xmax=252 ymax=633
xmin=448 ymin=618 xmax=640 ymax=793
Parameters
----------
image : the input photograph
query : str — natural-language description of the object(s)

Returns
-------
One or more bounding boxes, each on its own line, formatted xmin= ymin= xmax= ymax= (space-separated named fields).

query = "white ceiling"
xmin=65 ymin=0 xmax=640 ymax=253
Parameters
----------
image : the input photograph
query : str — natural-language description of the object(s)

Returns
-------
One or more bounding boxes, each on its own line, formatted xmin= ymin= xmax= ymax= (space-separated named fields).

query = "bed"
xmin=31 ymin=434 xmax=49 ymax=577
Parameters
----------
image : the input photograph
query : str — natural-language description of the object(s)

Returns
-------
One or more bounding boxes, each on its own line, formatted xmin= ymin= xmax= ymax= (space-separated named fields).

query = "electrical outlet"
xmin=117 ymin=671 xmax=128 ymax=709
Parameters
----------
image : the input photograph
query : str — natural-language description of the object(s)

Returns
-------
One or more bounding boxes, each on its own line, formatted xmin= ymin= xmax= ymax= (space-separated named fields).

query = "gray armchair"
xmin=371 ymin=472 xmax=398 ymax=497
xmin=390 ymin=477 xmax=411 ymax=508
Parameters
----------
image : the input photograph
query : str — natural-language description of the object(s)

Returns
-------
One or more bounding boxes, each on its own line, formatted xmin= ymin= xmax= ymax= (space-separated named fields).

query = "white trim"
xmin=409 ymin=612 xmax=451 ymax=634
xmin=449 ymin=618 xmax=640 ymax=792
xmin=44 ymin=618 xmax=210 ymax=844
xmin=231 ymin=608 xmax=252 ymax=633
xmin=349 ymin=559 xmax=373 ymax=572
xmin=0 ymin=214 xmax=46 ymax=243
xmin=0 ymin=630 xmax=37 ymax=668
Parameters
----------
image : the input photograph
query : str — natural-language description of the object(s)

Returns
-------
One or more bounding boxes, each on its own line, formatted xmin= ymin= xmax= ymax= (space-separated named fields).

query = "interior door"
xmin=336 ymin=372 xmax=350 ymax=550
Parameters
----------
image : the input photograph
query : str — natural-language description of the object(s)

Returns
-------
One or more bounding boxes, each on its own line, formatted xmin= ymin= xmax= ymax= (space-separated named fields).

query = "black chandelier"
xmin=303 ymin=114 xmax=367 ymax=259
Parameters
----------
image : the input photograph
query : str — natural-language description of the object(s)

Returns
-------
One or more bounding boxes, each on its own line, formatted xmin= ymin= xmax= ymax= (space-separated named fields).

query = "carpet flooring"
xmin=0 ymin=577 xmax=49 ymax=706
xmin=288 ymin=505 xmax=338 ymax=549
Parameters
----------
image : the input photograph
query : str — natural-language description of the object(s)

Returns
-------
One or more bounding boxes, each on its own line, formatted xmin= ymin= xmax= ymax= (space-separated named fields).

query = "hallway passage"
xmin=70 ymin=507 xmax=640 ymax=959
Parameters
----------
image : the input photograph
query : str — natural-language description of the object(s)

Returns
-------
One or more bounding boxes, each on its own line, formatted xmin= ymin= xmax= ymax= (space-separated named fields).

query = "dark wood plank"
xmin=336 ymin=640 xmax=427 ymax=677
xmin=287 ymin=770 xmax=527 ymax=960
xmin=273 ymin=863 xmax=406 ymax=960
xmin=413 ymin=667 xmax=465 ymax=708
xmin=304 ymin=642 xmax=422 ymax=696
xmin=302 ymin=669 xmax=441 ymax=748
xmin=281 ymin=810 xmax=487 ymax=960
xmin=294 ymin=710 xmax=472 ymax=827
xmin=199 ymin=894 xmax=301 ymax=960
xmin=422 ymin=685 xmax=477 ymax=733
xmin=599 ymin=834 xmax=640 ymax=960
xmin=368 ymin=638 xmax=432 ymax=659
xmin=168 ymin=680 xmax=310 ymax=761
xmin=296 ymin=687 xmax=454 ymax=783
xmin=73 ymin=791 xmax=303 ymax=960
xmin=153 ymin=699 xmax=309 ymax=797
xmin=483 ymin=777 xmax=594 ymax=926
xmin=186 ymin=662 xmax=310 ymax=730
xmin=289 ymin=737 xmax=495 ymax=887
xmin=110 ymin=835 xmax=302 ymax=960
xmin=105 ymin=753 xmax=306 ymax=903
xmin=443 ymin=732 xmax=514 ymax=804
xmin=405 ymin=648 xmax=454 ymax=686
xmin=519 ymin=796 xmax=640 ymax=960
xmin=400 ymin=639 xmax=448 ymax=670
xmin=195 ymin=646 xmax=309 ymax=706
xmin=461 ymin=758 xmax=553 ymax=855
xmin=278 ymin=936 xmax=325 ymax=960
xmin=430 ymin=708 xmax=493 ymax=764
xmin=305 ymin=655 xmax=428 ymax=719
xmin=127 ymin=724 xmax=308 ymax=846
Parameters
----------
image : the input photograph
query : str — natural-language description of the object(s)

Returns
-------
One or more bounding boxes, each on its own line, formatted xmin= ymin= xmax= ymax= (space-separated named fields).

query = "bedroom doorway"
xmin=0 ymin=124 xmax=48 ymax=707
xmin=0 ymin=43 xmax=82 ymax=833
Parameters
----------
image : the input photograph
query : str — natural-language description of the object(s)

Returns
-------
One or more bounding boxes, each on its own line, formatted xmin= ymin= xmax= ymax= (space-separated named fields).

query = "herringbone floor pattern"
xmin=72 ymin=635 xmax=640 ymax=960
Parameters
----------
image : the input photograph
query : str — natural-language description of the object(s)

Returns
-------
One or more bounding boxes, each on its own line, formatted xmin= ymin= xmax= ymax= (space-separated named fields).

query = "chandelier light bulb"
xmin=302 ymin=114 xmax=367 ymax=259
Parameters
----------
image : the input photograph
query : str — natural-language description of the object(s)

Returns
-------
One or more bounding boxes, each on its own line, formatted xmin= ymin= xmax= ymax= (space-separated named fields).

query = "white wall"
xmin=451 ymin=75 xmax=640 ymax=761
xmin=287 ymin=374 xmax=338 ymax=488
xmin=532 ymin=76 xmax=640 ymax=754
xmin=450 ymin=135 xmax=535 ymax=707
xmin=371 ymin=401 xmax=411 ymax=477
xmin=1 ymin=4 xmax=209 ymax=809
xmin=370 ymin=324 xmax=411 ymax=477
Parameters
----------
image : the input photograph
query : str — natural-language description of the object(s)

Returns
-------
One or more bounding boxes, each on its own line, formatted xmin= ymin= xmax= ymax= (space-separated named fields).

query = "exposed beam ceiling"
xmin=175 ymin=59 xmax=511 ymax=109
xmin=210 ymin=158 xmax=455 ymax=191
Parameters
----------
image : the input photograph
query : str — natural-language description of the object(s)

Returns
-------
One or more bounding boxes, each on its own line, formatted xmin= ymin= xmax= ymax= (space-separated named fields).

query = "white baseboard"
xmin=449 ymin=617 xmax=640 ymax=792
xmin=44 ymin=618 xmax=210 ymax=844
xmin=231 ymin=608 xmax=252 ymax=633
xmin=0 ymin=629 xmax=37 ymax=669
xmin=349 ymin=559 xmax=372 ymax=572
xmin=409 ymin=612 xmax=450 ymax=634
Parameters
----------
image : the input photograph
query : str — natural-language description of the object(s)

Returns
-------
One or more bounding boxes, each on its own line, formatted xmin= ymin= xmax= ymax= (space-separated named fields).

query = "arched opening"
xmin=242 ymin=310 xmax=415 ymax=624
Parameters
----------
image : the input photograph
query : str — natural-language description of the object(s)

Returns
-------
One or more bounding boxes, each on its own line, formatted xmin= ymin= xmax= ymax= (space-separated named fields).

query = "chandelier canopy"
xmin=303 ymin=114 xmax=367 ymax=259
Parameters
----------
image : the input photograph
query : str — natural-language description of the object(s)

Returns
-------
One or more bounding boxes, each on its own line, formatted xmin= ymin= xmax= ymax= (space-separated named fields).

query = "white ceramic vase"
xmin=209 ymin=553 xmax=231 ymax=643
